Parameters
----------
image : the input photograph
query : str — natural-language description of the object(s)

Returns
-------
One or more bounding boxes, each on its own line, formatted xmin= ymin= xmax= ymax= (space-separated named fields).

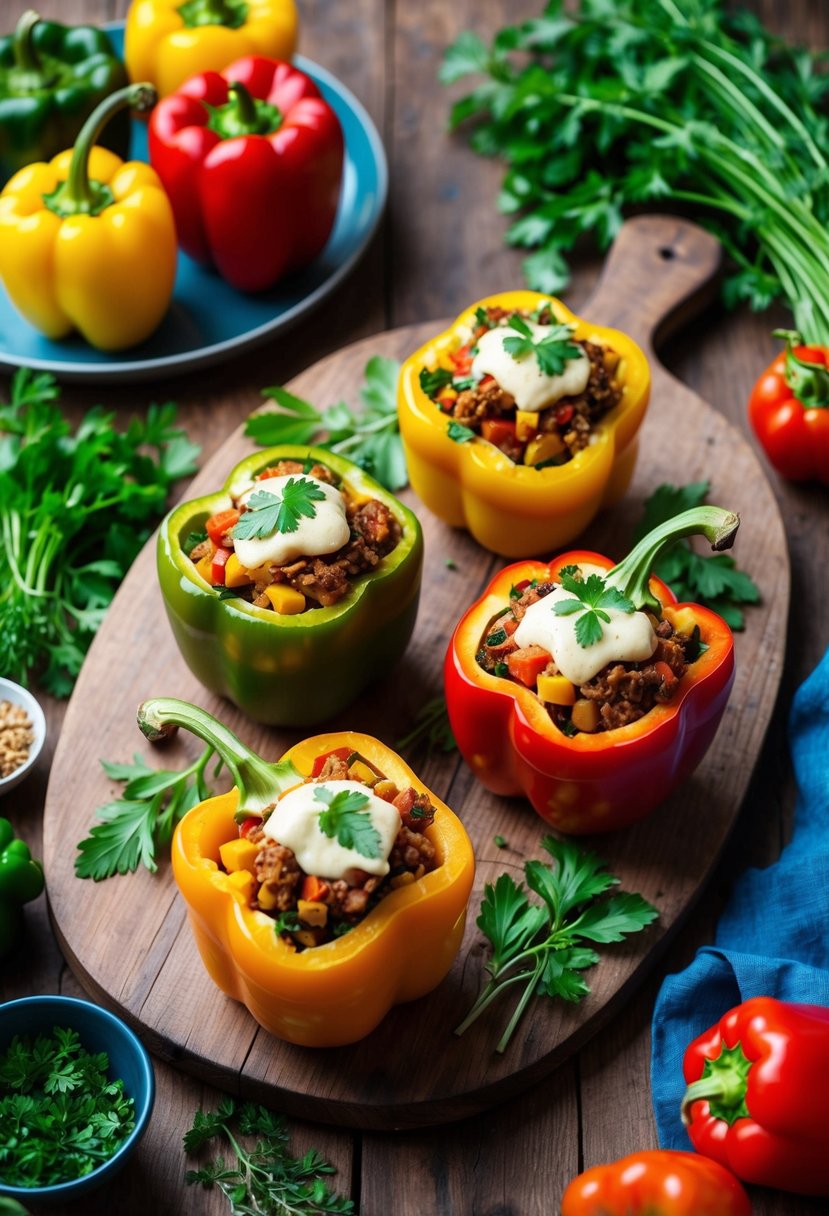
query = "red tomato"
xmin=748 ymin=332 xmax=829 ymax=483
xmin=561 ymin=1150 xmax=751 ymax=1215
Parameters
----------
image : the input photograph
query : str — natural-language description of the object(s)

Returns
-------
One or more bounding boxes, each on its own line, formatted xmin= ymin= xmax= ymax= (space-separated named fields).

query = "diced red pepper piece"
xmin=481 ymin=418 xmax=518 ymax=447
xmin=451 ymin=344 xmax=473 ymax=375
xmin=437 ymin=395 xmax=456 ymax=413
xmin=507 ymin=645 xmax=552 ymax=687
xmin=206 ymin=509 xmax=241 ymax=545
xmin=479 ymin=374 xmax=495 ymax=388
xmin=310 ymin=746 xmax=353 ymax=778
xmin=555 ymin=403 xmax=574 ymax=426
xmin=239 ymin=817 xmax=260 ymax=838
xmin=211 ymin=546 xmax=231 ymax=585
xmin=654 ymin=660 xmax=678 ymax=686
xmin=301 ymin=874 xmax=330 ymax=902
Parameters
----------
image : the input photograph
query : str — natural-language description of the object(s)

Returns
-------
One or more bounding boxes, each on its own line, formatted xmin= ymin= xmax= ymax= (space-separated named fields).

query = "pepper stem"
xmin=42 ymin=83 xmax=157 ymax=219
xmin=207 ymin=81 xmax=283 ymax=140
xmin=137 ymin=698 xmax=301 ymax=816
xmin=608 ymin=506 xmax=740 ymax=612
xmin=178 ymin=0 xmax=249 ymax=31
xmin=13 ymin=10 xmax=42 ymax=75
xmin=680 ymin=1041 xmax=752 ymax=1127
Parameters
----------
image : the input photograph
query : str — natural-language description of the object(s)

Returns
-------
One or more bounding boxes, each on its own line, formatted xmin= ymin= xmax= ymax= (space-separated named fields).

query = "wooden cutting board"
xmin=43 ymin=216 xmax=788 ymax=1131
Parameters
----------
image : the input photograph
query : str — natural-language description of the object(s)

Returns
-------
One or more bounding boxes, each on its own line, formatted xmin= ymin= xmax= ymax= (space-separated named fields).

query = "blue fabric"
xmin=651 ymin=645 xmax=829 ymax=1147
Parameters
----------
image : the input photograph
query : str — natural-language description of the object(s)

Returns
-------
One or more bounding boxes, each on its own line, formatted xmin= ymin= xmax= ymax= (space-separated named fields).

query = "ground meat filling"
xmin=476 ymin=579 xmax=698 ymax=735
xmin=187 ymin=459 xmax=402 ymax=611
xmin=422 ymin=306 xmax=624 ymax=465
xmin=227 ymin=753 xmax=439 ymax=951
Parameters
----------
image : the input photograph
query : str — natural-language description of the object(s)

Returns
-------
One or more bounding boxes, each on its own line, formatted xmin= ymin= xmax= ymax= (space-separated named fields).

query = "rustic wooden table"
xmin=1 ymin=1 xmax=826 ymax=1212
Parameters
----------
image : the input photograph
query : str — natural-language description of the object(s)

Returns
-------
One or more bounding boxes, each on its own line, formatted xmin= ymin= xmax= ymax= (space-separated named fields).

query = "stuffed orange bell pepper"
xmin=140 ymin=697 xmax=474 ymax=1047
xmin=445 ymin=506 xmax=737 ymax=834
xmin=0 ymin=83 xmax=176 ymax=350
xmin=125 ymin=0 xmax=298 ymax=98
xmin=398 ymin=291 xmax=650 ymax=557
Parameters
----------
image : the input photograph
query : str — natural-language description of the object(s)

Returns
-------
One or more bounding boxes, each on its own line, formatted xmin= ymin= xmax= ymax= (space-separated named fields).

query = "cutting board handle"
xmin=584 ymin=215 xmax=722 ymax=351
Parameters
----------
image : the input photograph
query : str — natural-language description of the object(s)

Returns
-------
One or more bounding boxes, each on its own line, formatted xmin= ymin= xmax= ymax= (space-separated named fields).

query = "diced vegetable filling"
xmin=476 ymin=577 xmax=703 ymax=733
xmin=420 ymin=305 xmax=623 ymax=465
xmin=220 ymin=749 xmax=439 ymax=950
xmin=186 ymin=459 xmax=401 ymax=611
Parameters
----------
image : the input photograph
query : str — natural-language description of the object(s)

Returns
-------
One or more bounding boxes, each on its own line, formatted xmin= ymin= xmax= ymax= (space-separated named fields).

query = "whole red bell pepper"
xmin=748 ymin=329 xmax=829 ymax=483
xmin=682 ymin=996 xmax=829 ymax=1196
xmin=561 ymin=1149 xmax=751 ymax=1215
xmin=148 ymin=55 xmax=343 ymax=291
xmin=444 ymin=506 xmax=737 ymax=834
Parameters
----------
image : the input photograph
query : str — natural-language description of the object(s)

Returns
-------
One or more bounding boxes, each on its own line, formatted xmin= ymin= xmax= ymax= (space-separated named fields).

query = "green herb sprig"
xmin=447 ymin=420 xmax=476 ymax=443
xmin=75 ymin=748 xmax=222 ymax=881
xmin=0 ymin=1027 xmax=135 ymax=1188
xmin=246 ymin=356 xmax=406 ymax=492
xmin=502 ymin=315 xmax=583 ymax=375
xmin=455 ymin=836 xmax=657 ymax=1052
xmin=553 ymin=568 xmax=635 ymax=647
xmin=233 ymin=478 xmax=327 ymax=541
xmin=184 ymin=1098 xmax=353 ymax=1215
xmin=396 ymin=694 xmax=457 ymax=758
xmin=314 ymin=786 xmax=380 ymax=859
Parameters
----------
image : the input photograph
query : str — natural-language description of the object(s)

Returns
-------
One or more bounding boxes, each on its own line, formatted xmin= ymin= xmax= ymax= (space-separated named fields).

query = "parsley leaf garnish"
xmin=314 ymin=785 xmax=381 ymax=859
xmin=553 ymin=570 xmax=635 ymax=647
xmin=420 ymin=367 xmax=454 ymax=396
xmin=447 ymin=420 xmax=476 ymax=443
xmin=502 ymin=315 xmax=584 ymax=376
xmin=233 ymin=477 xmax=326 ymax=541
xmin=455 ymin=836 xmax=658 ymax=1052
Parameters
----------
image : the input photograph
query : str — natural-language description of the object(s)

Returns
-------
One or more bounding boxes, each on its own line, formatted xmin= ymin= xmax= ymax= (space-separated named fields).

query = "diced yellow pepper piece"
xmin=257 ymin=882 xmax=280 ymax=911
xmin=294 ymin=929 xmax=319 ymax=949
xmin=524 ymin=432 xmax=565 ymax=466
xmin=537 ymin=674 xmax=577 ymax=706
xmin=194 ymin=553 xmax=213 ymax=582
xmin=225 ymin=870 xmax=255 ymax=904
xmin=224 ymin=552 xmax=253 ymax=588
xmin=439 ymin=386 xmax=458 ymax=402
xmin=515 ymin=410 xmax=540 ymax=441
xmin=297 ymin=899 xmax=329 ymax=928
xmin=263 ymin=584 xmax=306 ymax=614
xmin=373 ymin=779 xmax=398 ymax=801
xmin=348 ymin=759 xmax=379 ymax=786
xmin=663 ymin=606 xmax=699 ymax=638
xmin=219 ymin=837 xmax=260 ymax=875
xmin=571 ymin=698 xmax=601 ymax=733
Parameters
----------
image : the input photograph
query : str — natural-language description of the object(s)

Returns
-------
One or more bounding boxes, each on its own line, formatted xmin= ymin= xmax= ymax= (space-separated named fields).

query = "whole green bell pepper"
xmin=0 ymin=818 xmax=45 ymax=957
xmin=158 ymin=445 xmax=424 ymax=726
xmin=0 ymin=10 xmax=129 ymax=185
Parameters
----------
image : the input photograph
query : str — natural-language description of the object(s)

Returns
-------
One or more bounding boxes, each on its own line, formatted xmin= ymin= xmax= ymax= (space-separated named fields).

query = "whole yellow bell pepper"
xmin=397 ymin=291 xmax=651 ymax=557
xmin=0 ymin=84 xmax=176 ymax=351
xmin=139 ymin=698 xmax=475 ymax=1047
xmin=126 ymin=0 xmax=298 ymax=98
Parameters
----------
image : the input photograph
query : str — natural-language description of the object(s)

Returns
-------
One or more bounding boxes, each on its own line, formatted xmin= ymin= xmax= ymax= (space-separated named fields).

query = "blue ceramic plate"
xmin=0 ymin=26 xmax=387 ymax=383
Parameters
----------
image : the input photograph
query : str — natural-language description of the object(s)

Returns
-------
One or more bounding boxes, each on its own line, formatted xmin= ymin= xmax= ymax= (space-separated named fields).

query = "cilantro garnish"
xmin=183 ymin=529 xmax=208 ymax=553
xmin=420 ymin=367 xmax=454 ymax=396
xmin=474 ymin=306 xmax=492 ymax=328
xmin=273 ymin=910 xmax=302 ymax=937
xmin=447 ymin=420 xmax=476 ymax=443
xmin=314 ymin=786 xmax=381 ymax=859
xmin=455 ymin=836 xmax=658 ymax=1052
xmin=502 ymin=315 xmax=584 ymax=376
xmin=233 ymin=477 xmax=327 ymax=541
xmin=553 ymin=570 xmax=635 ymax=647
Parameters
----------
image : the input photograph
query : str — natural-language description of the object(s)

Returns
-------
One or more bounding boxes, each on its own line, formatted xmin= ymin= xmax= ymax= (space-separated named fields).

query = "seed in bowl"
xmin=0 ymin=701 xmax=33 ymax=778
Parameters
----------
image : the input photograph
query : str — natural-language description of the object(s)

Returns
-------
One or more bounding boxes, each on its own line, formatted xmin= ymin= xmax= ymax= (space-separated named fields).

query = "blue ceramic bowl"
xmin=0 ymin=996 xmax=155 ymax=1203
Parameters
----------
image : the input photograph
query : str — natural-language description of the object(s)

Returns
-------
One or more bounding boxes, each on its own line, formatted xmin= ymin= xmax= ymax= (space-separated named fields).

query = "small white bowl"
xmin=0 ymin=678 xmax=46 ymax=796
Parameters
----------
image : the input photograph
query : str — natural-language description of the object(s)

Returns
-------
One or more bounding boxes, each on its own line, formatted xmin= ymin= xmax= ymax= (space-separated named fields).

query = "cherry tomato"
xmin=748 ymin=331 xmax=829 ymax=483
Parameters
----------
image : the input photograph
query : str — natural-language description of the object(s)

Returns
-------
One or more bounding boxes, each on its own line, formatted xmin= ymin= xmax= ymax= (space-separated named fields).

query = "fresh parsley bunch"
xmin=246 ymin=356 xmax=407 ymax=492
xmin=0 ymin=369 xmax=199 ymax=695
xmin=442 ymin=0 xmax=829 ymax=342
xmin=184 ymin=1098 xmax=353 ymax=1215
xmin=455 ymin=836 xmax=657 ymax=1052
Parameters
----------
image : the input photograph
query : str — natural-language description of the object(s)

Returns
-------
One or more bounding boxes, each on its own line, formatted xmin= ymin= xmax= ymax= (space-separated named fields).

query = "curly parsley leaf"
xmin=553 ymin=570 xmax=635 ymax=647
xmin=447 ymin=420 xmax=476 ymax=443
xmin=502 ymin=315 xmax=584 ymax=376
xmin=456 ymin=835 xmax=657 ymax=1051
xmin=232 ymin=478 xmax=326 ymax=541
xmin=314 ymin=786 xmax=381 ymax=859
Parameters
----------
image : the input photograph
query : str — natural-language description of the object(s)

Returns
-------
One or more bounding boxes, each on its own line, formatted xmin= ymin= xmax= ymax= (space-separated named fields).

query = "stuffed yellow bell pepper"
xmin=140 ymin=698 xmax=475 ymax=1047
xmin=398 ymin=291 xmax=650 ymax=557
xmin=125 ymin=0 xmax=298 ymax=98
xmin=0 ymin=84 xmax=176 ymax=351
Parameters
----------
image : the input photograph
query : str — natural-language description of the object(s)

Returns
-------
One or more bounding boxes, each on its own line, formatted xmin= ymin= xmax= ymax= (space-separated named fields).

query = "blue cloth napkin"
xmin=651 ymin=644 xmax=829 ymax=1147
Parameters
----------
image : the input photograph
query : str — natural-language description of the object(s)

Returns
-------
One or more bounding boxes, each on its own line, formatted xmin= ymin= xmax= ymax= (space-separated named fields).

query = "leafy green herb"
xmin=0 ymin=370 xmax=199 ymax=695
xmin=273 ymin=911 xmax=302 ymax=937
xmin=314 ymin=786 xmax=380 ymax=860
xmin=493 ymin=661 xmax=510 ymax=677
xmin=485 ymin=626 xmax=508 ymax=646
xmin=246 ymin=356 xmax=406 ymax=492
xmin=233 ymin=478 xmax=326 ymax=541
xmin=634 ymin=481 xmax=760 ymax=629
xmin=419 ymin=367 xmax=454 ymax=397
xmin=396 ymin=694 xmax=457 ymax=757
xmin=184 ymin=1098 xmax=352 ymax=1215
xmin=442 ymin=0 xmax=829 ymax=342
xmin=182 ymin=529 xmax=208 ymax=553
xmin=474 ymin=306 xmax=492 ymax=328
xmin=447 ymin=420 xmax=476 ymax=443
xmin=553 ymin=570 xmax=635 ymax=647
xmin=445 ymin=557 xmax=459 ymax=570
xmin=494 ymin=835 xmax=508 ymax=848
xmin=75 ymin=748 xmax=221 ymax=880
xmin=502 ymin=315 xmax=583 ymax=376
xmin=0 ymin=1027 xmax=135 ymax=1187
xmin=455 ymin=837 xmax=658 ymax=1052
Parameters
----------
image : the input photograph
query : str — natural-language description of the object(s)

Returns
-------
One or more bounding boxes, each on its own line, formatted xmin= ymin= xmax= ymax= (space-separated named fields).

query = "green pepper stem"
xmin=208 ymin=81 xmax=283 ymax=140
xmin=137 ymin=697 xmax=301 ymax=815
xmin=42 ymin=83 xmax=156 ymax=219
xmin=178 ymin=0 xmax=248 ymax=31
xmin=13 ymin=10 xmax=42 ymax=75
xmin=608 ymin=506 xmax=740 ymax=612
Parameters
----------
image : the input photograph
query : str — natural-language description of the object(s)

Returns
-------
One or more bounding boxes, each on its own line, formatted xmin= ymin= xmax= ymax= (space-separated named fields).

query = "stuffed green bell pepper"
xmin=0 ymin=10 xmax=129 ymax=186
xmin=158 ymin=446 xmax=423 ymax=726
xmin=0 ymin=818 xmax=44 ymax=957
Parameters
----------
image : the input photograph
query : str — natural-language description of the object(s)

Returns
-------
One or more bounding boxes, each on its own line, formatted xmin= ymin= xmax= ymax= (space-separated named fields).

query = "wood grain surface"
xmin=1 ymin=0 xmax=826 ymax=1212
xmin=43 ymin=216 xmax=788 ymax=1131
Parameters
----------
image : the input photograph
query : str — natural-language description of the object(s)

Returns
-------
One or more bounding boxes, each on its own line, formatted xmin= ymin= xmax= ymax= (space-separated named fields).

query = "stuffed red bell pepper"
xmin=682 ymin=996 xmax=829 ymax=1196
xmin=148 ymin=55 xmax=343 ymax=291
xmin=445 ymin=506 xmax=738 ymax=834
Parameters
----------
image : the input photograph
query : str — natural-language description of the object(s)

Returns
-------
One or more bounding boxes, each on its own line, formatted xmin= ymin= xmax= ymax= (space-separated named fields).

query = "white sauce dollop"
xmin=514 ymin=585 xmax=657 ymax=685
xmin=471 ymin=322 xmax=590 ymax=411
xmin=263 ymin=780 xmax=401 ymax=880
xmin=232 ymin=474 xmax=350 ymax=570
